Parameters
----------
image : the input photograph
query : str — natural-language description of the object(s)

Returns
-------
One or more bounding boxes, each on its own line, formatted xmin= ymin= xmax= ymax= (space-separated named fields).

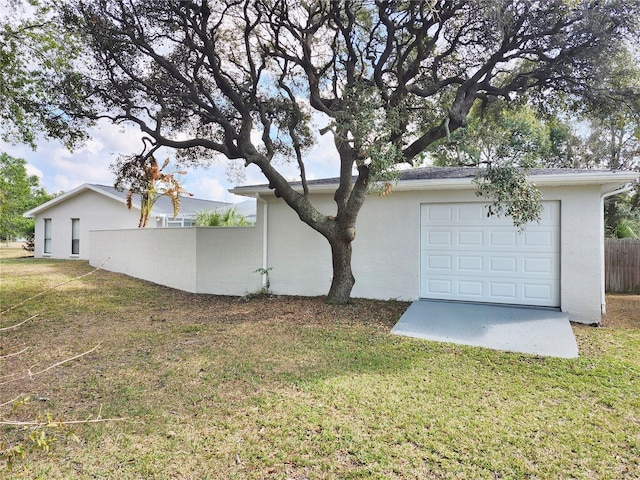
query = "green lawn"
xmin=1 ymin=248 xmax=639 ymax=479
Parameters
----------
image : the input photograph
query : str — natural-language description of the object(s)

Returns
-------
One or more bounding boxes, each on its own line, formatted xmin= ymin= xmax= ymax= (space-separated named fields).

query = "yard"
xmin=1 ymin=245 xmax=639 ymax=479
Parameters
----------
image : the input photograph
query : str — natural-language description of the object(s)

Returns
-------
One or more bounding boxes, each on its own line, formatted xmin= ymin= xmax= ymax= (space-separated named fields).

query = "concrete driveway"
xmin=392 ymin=300 xmax=579 ymax=358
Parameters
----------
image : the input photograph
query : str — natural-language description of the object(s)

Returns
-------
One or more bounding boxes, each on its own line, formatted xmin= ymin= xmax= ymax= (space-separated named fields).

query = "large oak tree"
xmin=0 ymin=1 xmax=90 ymax=149
xmin=59 ymin=0 xmax=639 ymax=302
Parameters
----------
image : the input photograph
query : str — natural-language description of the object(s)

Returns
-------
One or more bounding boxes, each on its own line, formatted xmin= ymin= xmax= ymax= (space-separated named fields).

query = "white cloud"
xmin=1 ymin=110 xmax=343 ymax=200
xmin=52 ymin=174 xmax=73 ymax=192
xmin=184 ymin=175 xmax=228 ymax=202
xmin=25 ymin=163 xmax=43 ymax=179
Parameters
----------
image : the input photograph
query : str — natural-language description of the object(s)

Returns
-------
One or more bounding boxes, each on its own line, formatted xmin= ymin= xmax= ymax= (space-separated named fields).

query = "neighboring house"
xmin=224 ymin=199 xmax=258 ymax=224
xmin=23 ymin=183 xmax=230 ymax=260
xmin=89 ymin=167 xmax=639 ymax=324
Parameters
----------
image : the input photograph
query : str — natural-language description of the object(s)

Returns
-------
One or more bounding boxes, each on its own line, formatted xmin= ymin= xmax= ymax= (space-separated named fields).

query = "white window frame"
xmin=71 ymin=218 xmax=80 ymax=256
xmin=166 ymin=216 xmax=197 ymax=228
xmin=44 ymin=219 xmax=52 ymax=255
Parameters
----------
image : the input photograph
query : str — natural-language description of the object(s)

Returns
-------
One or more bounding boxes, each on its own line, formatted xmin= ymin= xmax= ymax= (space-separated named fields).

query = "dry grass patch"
xmin=602 ymin=294 xmax=640 ymax=329
xmin=1 ymin=249 xmax=639 ymax=479
xmin=0 ymin=242 xmax=31 ymax=260
xmin=572 ymin=294 xmax=640 ymax=364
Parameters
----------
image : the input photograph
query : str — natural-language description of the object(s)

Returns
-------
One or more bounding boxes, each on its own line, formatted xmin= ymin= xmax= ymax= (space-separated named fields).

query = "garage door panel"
xmin=458 ymin=230 xmax=484 ymax=246
xmin=430 ymin=254 xmax=452 ymax=268
xmin=458 ymin=255 xmax=483 ymax=272
xmin=523 ymin=229 xmax=556 ymax=248
xmin=458 ymin=204 xmax=485 ymax=221
xmin=423 ymin=226 xmax=559 ymax=252
xmin=423 ymin=252 xmax=558 ymax=278
xmin=427 ymin=278 xmax=453 ymax=295
xmin=424 ymin=230 xmax=453 ymax=246
xmin=421 ymin=274 xmax=560 ymax=306
xmin=490 ymin=256 xmax=517 ymax=272
xmin=490 ymin=231 xmax=517 ymax=246
xmin=420 ymin=202 xmax=560 ymax=307
xmin=422 ymin=203 xmax=560 ymax=226
xmin=490 ymin=282 xmax=518 ymax=299
xmin=459 ymin=280 xmax=484 ymax=296
xmin=539 ymin=202 xmax=559 ymax=223
xmin=524 ymin=283 xmax=555 ymax=302
xmin=523 ymin=256 xmax=553 ymax=274
xmin=421 ymin=204 xmax=455 ymax=223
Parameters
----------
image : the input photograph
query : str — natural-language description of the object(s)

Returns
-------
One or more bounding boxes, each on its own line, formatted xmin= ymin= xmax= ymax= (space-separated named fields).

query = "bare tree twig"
xmin=0 ymin=343 xmax=102 ymax=386
xmin=0 ymin=258 xmax=110 ymax=316
xmin=0 ymin=346 xmax=30 ymax=360
xmin=0 ymin=394 xmax=25 ymax=409
xmin=0 ymin=417 xmax=128 ymax=426
xmin=0 ymin=315 xmax=38 ymax=331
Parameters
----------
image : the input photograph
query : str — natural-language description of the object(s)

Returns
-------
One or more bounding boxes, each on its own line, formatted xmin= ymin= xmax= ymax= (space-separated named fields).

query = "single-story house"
xmin=228 ymin=199 xmax=258 ymax=224
xmin=23 ymin=183 xmax=231 ymax=260
xmin=88 ymin=167 xmax=638 ymax=324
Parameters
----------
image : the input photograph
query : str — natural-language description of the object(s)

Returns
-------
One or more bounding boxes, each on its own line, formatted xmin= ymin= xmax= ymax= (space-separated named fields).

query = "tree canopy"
xmin=429 ymin=100 xmax=556 ymax=168
xmin=52 ymin=0 xmax=640 ymax=302
xmin=0 ymin=152 xmax=53 ymax=242
xmin=428 ymin=49 xmax=640 ymax=236
xmin=0 ymin=0 xmax=91 ymax=149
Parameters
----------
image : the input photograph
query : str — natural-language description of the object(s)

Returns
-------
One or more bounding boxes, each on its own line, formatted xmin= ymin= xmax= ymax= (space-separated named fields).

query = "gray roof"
xmin=233 ymin=166 xmax=633 ymax=192
xmin=301 ymin=166 xmax=622 ymax=185
xmin=216 ymin=199 xmax=257 ymax=221
xmin=395 ymin=166 xmax=600 ymax=181
xmin=91 ymin=184 xmax=230 ymax=215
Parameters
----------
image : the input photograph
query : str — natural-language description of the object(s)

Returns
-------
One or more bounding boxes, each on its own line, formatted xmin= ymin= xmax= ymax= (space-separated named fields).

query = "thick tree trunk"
xmin=251 ymin=149 xmax=367 ymax=305
xmin=605 ymin=197 xmax=618 ymax=234
xmin=327 ymin=236 xmax=355 ymax=304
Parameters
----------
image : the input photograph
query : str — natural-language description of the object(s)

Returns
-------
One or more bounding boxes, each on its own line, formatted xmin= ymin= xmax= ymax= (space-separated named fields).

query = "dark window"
xmin=71 ymin=219 xmax=80 ymax=255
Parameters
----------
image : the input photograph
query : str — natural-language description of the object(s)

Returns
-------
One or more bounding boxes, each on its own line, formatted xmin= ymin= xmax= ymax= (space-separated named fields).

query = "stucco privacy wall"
xmin=88 ymin=177 xmax=617 ymax=324
xmin=90 ymin=226 xmax=263 ymax=295
xmin=194 ymin=226 xmax=263 ymax=294
xmin=263 ymin=184 xmax=605 ymax=324
xmin=33 ymin=189 xmax=142 ymax=260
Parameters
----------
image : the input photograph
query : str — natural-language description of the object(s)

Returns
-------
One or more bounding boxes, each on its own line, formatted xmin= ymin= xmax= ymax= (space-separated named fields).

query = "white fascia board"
xmin=526 ymin=172 xmax=640 ymax=187
xmin=23 ymin=183 xmax=96 ymax=218
xmin=395 ymin=172 xmax=640 ymax=191
xmin=23 ymin=183 xmax=143 ymax=218
xmin=229 ymin=171 xmax=640 ymax=198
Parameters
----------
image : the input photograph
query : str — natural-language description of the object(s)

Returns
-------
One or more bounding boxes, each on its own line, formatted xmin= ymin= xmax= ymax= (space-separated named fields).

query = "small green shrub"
xmin=195 ymin=208 xmax=252 ymax=227
xmin=611 ymin=217 xmax=640 ymax=239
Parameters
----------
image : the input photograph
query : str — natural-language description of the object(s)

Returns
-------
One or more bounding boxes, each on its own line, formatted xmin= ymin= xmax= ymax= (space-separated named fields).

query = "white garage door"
xmin=420 ymin=202 xmax=560 ymax=307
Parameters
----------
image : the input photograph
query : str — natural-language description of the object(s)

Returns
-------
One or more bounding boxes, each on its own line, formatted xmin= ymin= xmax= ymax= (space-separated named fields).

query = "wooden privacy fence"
xmin=605 ymin=238 xmax=640 ymax=293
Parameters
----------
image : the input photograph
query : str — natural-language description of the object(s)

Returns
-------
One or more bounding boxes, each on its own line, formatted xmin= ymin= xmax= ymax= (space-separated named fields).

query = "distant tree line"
xmin=0 ymin=153 xmax=55 ymax=246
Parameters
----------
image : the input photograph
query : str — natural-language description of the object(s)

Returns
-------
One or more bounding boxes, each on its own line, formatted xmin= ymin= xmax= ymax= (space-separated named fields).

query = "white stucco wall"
xmin=32 ymin=190 xmax=142 ymax=260
xmin=90 ymin=228 xmax=199 ymax=292
xmin=87 ymin=181 xmax=614 ymax=324
xmin=194 ymin=226 xmax=263 ymax=294
xmin=265 ymin=194 xmax=335 ymax=296
xmin=263 ymin=183 xmax=609 ymax=324
xmin=550 ymin=185 xmax=604 ymax=324
xmin=90 ymin=226 xmax=263 ymax=295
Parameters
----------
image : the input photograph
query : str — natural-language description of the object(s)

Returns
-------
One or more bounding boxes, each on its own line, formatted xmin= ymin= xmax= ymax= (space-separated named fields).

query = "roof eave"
xmin=527 ymin=172 xmax=640 ymax=187
xmin=22 ymin=183 xmax=94 ymax=218
xmin=230 ymin=171 xmax=640 ymax=197
xmin=23 ymin=183 xmax=142 ymax=218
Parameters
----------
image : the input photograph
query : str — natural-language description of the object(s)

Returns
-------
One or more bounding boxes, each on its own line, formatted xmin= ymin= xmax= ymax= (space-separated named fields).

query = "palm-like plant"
xmin=195 ymin=208 xmax=251 ymax=227
xmin=611 ymin=217 xmax=640 ymax=239
xmin=113 ymin=155 xmax=190 ymax=228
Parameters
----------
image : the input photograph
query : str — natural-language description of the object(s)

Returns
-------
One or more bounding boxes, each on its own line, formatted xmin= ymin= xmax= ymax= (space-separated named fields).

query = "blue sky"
xmin=1 ymin=119 xmax=340 ymax=203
